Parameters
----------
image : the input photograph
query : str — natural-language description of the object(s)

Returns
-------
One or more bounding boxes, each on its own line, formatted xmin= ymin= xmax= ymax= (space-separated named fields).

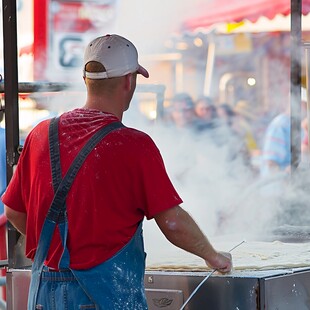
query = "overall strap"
xmin=49 ymin=117 xmax=63 ymax=217
xmin=34 ymin=117 xmax=124 ymax=269
xmin=28 ymin=118 xmax=124 ymax=308
xmin=48 ymin=116 xmax=70 ymax=267
xmin=47 ymin=118 xmax=124 ymax=222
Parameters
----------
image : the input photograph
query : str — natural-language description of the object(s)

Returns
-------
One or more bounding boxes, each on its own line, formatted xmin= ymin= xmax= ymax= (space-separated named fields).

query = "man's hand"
xmin=205 ymin=251 xmax=232 ymax=273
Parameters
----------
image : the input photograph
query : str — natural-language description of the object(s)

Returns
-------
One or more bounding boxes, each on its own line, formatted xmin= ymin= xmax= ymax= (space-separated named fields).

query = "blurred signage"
xmin=52 ymin=1 xmax=117 ymax=33
xmin=47 ymin=0 xmax=118 ymax=81
xmin=226 ymin=21 xmax=245 ymax=33
xmin=214 ymin=33 xmax=253 ymax=55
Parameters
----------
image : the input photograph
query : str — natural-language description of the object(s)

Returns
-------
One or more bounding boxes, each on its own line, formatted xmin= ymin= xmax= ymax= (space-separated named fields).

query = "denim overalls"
xmin=27 ymin=118 xmax=148 ymax=310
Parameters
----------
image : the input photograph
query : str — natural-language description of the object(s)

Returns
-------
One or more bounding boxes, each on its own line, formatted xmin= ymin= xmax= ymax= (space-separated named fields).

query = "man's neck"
xmin=83 ymin=99 xmax=123 ymax=120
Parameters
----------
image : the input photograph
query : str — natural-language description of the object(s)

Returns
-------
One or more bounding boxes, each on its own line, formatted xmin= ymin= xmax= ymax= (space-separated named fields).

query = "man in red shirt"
xmin=3 ymin=34 xmax=232 ymax=309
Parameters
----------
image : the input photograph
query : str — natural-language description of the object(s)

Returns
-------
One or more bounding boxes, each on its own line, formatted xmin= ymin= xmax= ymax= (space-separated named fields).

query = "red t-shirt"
xmin=2 ymin=108 xmax=182 ymax=269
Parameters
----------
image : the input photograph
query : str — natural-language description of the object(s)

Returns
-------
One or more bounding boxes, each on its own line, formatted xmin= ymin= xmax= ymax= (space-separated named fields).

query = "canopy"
xmin=183 ymin=0 xmax=310 ymax=31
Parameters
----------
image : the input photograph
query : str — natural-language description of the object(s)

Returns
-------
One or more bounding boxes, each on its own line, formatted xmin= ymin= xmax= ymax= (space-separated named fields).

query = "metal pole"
xmin=203 ymin=41 xmax=216 ymax=96
xmin=290 ymin=0 xmax=302 ymax=171
xmin=305 ymin=45 xmax=310 ymax=162
xmin=2 ymin=0 xmax=21 ymax=268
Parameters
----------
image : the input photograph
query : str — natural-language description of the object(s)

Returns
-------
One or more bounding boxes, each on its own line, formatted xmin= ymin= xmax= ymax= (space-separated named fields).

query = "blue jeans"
xmin=30 ymin=222 xmax=147 ymax=310
xmin=35 ymin=267 xmax=95 ymax=310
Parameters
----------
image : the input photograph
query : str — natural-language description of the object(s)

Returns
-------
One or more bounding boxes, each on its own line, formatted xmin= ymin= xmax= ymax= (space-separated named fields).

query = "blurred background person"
xmin=260 ymin=103 xmax=291 ymax=177
xmin=193 ymin=95 xmax=218 ymax=132
xmin=215 ymin=102 xmax=253 ymax=173
xmin=260 ymin=88 xmax=308 ymax=177
xmin=168 ymin=93 xmax=197 ymax=129
xmin=301 ymin=86 xmax=309 ymax=163
xmin=233 ymin=100 xmax=260 ymax=173
xmin=301 ymin=117 xmax=309 ymax=162
xmin=216 ymin=102 xmax=235 ymax=128
xmin=233 ymin=100 xmax=259 ymax=155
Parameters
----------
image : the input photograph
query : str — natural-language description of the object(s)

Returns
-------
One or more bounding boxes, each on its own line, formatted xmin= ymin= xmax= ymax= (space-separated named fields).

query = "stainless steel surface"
xmin=0 ymin=82 xmax=71 ymax=93
xmin=264 ymin=270 xmax=310 ymax=310
xmin=6 ymin=269 xmax=31 ymax=310
xmin=145 ymin=271 xmax=259 ymax=310
xmin=6 ymin=268 xmax=310 ymax=310
xmin=145 ymin=268 xmax=310 ymax=310
xmin=145 ymin=289 xmax=183 ymax=310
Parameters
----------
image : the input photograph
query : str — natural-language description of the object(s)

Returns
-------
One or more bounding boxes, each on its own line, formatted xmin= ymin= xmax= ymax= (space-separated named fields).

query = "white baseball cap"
xmin=83 ymin=34 xmax=149 ymax=79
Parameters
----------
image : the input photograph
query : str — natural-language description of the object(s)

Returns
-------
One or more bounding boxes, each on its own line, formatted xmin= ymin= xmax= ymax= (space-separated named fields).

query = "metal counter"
xmin=5 ymin=267 xmax=310 ymax=310
xmin=144 ymin=268 xmax=310 ymax=310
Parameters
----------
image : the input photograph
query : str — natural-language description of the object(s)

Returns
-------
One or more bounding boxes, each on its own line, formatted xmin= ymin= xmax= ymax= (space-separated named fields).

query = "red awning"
xmin=183 ymin=0 xmax=310 ymax=31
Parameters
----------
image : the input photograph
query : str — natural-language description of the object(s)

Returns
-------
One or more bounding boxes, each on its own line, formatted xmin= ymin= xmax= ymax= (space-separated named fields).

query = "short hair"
xmin=195 ymin=96 xmax=214 ymax=107
xmin=171 ymin=93 xmax=194 ymax=109
xmin=85 ymin=61 xmax=106 ymax=74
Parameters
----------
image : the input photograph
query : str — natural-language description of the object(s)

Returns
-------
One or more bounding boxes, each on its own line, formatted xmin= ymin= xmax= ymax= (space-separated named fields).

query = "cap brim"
xmin=137 ymin=65 xmax=149 ymax=78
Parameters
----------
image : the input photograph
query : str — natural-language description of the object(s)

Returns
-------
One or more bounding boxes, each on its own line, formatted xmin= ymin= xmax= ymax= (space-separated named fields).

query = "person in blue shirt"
xmin=260 ymin=88 xmax=308 ymax=177
xmin=260 ymin=111 xmax=291 ymax=176
xmin=0 ymin=111 xmax=5 ymax=214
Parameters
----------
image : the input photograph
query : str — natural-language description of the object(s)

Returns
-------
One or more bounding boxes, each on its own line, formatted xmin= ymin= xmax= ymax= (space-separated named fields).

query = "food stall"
xmin=2 ymin=0 xmax=310 ymax=309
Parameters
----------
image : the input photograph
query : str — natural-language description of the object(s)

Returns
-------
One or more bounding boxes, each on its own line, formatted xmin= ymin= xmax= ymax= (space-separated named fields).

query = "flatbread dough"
xmin=146 ymin=240 xmax=310 ymax=272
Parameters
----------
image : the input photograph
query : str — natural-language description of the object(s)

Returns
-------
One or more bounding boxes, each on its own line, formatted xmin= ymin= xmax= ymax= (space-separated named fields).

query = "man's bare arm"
xmin=154 ymin=205 xmax=232 ymax=272
xmin=4 ymin=205 xmax=27 ymax=235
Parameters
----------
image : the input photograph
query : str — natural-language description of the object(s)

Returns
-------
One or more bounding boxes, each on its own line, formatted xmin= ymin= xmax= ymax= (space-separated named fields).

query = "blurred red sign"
xmin=53 ymin=1 xmax=116 ymax=33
